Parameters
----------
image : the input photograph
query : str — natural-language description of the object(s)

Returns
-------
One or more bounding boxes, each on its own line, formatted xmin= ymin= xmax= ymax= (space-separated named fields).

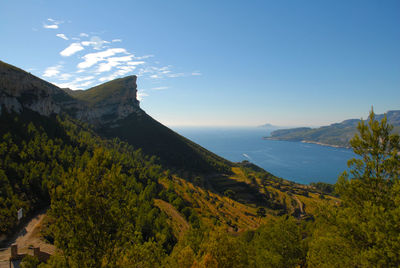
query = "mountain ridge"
xmin=266 ymin=111 xmax=400 ymax=147
xmin=0 ymin=60 xmax=230 ymax=173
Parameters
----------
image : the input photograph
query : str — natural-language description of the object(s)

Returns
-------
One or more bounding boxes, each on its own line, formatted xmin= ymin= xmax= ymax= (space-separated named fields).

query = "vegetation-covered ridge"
xmin=267 ymin=110 xmax=400 ymax=147
xmin=1 ymin=61 xmax=399 ymax=267
xmin=0 ymin=107 xmax=330 ymax=267
xmin=0 ymin=60 xmax=231 ymax=173
xmin=3 ymin=108 xmax=398 ymax=267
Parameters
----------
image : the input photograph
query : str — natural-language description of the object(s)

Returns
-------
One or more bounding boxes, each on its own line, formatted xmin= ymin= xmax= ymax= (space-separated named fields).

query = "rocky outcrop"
xmin=0 ymin=61 xmax=68 ymax=116
xmin=0 ymin=61 xmax=141 ymax=126
xmin=70 ymin=75 xmax=141 ymax=125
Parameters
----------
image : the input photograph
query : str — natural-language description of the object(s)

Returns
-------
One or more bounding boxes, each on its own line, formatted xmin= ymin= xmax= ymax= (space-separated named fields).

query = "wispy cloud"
xmin=43 ymin=18 xmax=63 ymax=29
xmin=60 ymin=43 xmax=84 ymax=57
xmin=56 ymin=33 xmax=69 ymax=40
xmin=59 ymin=73 xmax=73 ymax=80
xmin=135 ymin=55 xmax=154 ymax=60
xmin=39 ymin=19 xmax=200 ymax=90
xmin=137 ymin=91 xmax=148 ymax=101
xmin=43 ymin=24 xmax=58 ymax=29
xmin=43 ymin=65 xmax=62 ymax=77
xmin=81 ymin=36 xmax=109 ymax=50
xmin=75 ymin=76 xmax=95 ymax=82
xmin=54 ymin=76 xmax=95 ymax=90
xmin=96 ymin=55 xmax=135 ymax=72
xmin=77 ymin=48 xmax=128 ymax=69
xmin=167 ymin=73 xmax=185 ymax=78
xmin=152 ymin=86 xmax=169 ymax=90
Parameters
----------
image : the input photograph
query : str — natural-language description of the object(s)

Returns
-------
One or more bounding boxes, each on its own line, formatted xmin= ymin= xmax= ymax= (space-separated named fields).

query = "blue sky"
xmin=1 ymin=0 xmax=399 ymax=126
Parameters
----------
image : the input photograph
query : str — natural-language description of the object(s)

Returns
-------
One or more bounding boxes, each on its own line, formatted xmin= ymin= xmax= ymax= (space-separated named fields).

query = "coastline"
xmin=262 ymin=137 xmax=350 ymax=149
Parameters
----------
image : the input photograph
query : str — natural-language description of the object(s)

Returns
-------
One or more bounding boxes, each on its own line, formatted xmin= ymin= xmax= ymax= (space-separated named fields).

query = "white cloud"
xmin=60 ymin=43 xmax=84 ymax=57
xmin=127 ymin=61 xmax=145 ymax=66
xmin=97 ymin=61 xmax=120 ymax=72
xmin=81 ymin=36 xmax=110 ymax=50
xmin=59 ymin=73 xmax=73 ymax=80
xmin=167 ymin=73 xmax=185 ymax=78
xmin=137 ymin=91 xmax=148 ymax=101
xmin=75 ymin=76 xmax=95 ymax=82
xmin=54 ymin=77 xmax=94 ymax=90
xmin=95 ymin=56 xmax=143 ymax=73
xmin=97 ymin=66 xmax=136 ymax=81
xmin=56 ymin=33 xmax=68 ymax=40
xmin=39 ymin=21 xmax=199 ymax=92
xmin=152 ymin=86 xmax=168 ymax=90
xmin=79 ymin=80 xmax=94 ymax=87
xmin=43 ymin=18 xmax=63 ymax=29
xmin=43 ymin=24 xmax=58 ymax=29
xmin=43 ymin=65 xmax=62 ymax=77
xmin=134 ymin=55 xmax=154 ymax=60
xmin=77 ymin=48 xmax=128 ymax=69
xmin=98 ymin=74 xmax=118 ymax=82
xmin=114 ymin=66 xmax=137 ymax=76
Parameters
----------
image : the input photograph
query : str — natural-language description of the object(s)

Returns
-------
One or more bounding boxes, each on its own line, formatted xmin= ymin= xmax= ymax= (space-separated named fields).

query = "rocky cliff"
xmin=70 ymin=75 xmax=141 ymax=125
xmin=0 ymin=60 xmax=141 ymax=126
xmin=0 ymin=60 xmax=231 ymax=173
xmin=0 ymin=61 xmax=71 ymax=116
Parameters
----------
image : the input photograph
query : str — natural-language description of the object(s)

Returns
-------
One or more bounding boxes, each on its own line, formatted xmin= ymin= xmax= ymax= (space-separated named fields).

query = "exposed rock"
xmin=0 ymin=61 xmax=67 ymax=116
xmin=0 ymin=60 xmax=141 ymax=125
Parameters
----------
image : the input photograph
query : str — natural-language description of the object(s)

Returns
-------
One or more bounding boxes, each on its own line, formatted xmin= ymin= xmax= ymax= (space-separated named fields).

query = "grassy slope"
xmin=70 ymin=75 xmax=137 ymax=105
xmin=158 ymin=165 xmax=337 ymax=237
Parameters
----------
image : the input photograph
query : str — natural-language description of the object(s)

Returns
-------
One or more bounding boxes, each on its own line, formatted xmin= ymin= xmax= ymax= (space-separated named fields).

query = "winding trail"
xmin=0 ymin=208 xmax=55 ymax=262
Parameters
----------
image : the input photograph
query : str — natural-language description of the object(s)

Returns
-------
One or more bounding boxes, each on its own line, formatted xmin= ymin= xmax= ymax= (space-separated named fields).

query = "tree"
xmin=307 ymin=109 xmax=400 ymax=267
xmin=337 ymin=108 xmax=400 ymax=206
xmin=256 ymin=207 xmax=266 ymax=224
xmin=248 ymin=216 xmax=308 ymax=268
xmin=224 ymin=189 xmax=236 ymax=200
xmin=256 ymin=207 xmax=266 ymax=218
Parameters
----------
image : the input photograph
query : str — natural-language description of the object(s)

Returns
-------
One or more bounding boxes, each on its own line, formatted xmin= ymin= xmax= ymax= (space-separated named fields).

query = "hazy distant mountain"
xmin=266 ymin=111 xmax=400 ymax=147
xmin=258 ymin=123 xmax=281 ymax=130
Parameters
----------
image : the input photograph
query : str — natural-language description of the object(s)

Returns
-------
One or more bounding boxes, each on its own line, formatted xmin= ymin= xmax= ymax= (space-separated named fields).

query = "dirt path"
xmin=293 ymin=196 xmax=304 ymax=214
xmin=154 ymin=199 xmax=189 ymax=240
xmin=0 ymin=208 xmax=56 ymax=261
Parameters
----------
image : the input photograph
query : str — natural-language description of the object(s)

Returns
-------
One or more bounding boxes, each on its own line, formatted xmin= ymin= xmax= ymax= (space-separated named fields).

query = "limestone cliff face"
xmin=0 ymin=62 xmax=66 ymax=116
xmin=71 ymin=75 xmax=141 ymax=125
xmin=0 ymin=61 xmax=141 ymax=125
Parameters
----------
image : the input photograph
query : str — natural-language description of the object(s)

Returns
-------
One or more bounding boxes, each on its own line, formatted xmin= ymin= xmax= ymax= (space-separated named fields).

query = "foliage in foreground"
xmin=2 ymin=109 xmax=400 ymax=267
xmin=307 ymin=109 xmax=400 ymax=267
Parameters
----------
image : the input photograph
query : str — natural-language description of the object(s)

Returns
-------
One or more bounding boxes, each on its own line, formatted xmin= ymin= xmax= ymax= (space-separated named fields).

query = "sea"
xmin=172 ymin=127 xmax=357 ymax=185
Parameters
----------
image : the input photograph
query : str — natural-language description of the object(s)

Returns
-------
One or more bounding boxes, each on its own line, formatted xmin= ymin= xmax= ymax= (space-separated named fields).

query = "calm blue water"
xmin=172 ymin=127 xmax=356 ymax=185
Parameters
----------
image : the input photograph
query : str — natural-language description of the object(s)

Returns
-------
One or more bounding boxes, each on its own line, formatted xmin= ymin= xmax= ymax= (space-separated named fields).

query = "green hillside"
xmin=1 ymin=61 xmax=399 ymax=267
xmin=70 ymin=75 xmax=232 ymax=174
xmin=97 ymin=110 xmax=232 ymax=174
xmin=268 ymin=111 xmax=400 ymax=147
